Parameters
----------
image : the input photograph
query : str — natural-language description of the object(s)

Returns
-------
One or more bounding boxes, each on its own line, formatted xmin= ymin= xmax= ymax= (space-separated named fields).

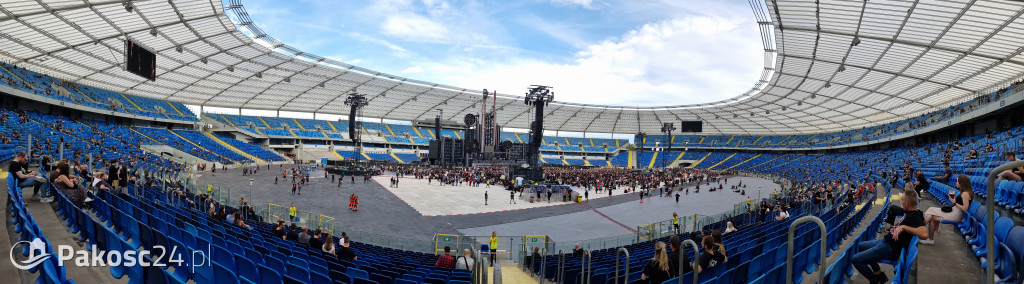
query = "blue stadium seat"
xmin=236 ymin=253 xmax=259 ymax=282
xmin=214 ymin=262 xmax=240 ymax=284
xmin=287 ymin=262 xmax=311 ymax=283
xmin=259 ymin=264 xmax=285 ymax=284
xmin=346 ymin=267 xmax=369 ymax=280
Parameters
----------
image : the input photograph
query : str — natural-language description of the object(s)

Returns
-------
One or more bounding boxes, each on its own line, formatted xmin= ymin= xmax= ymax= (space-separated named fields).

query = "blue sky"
xmin=233 ymin=0 xmax=765 ymax=106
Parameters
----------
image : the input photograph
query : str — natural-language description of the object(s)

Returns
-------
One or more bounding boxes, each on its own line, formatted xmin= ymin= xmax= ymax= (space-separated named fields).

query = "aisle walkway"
xmin=800 ymin=186 xmax=889 ymax=284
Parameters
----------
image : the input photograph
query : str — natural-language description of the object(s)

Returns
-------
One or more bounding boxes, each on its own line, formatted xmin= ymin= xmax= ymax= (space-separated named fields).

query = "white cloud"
xmin=401 ymin=66 xmax=424 ymax=73
xmin=426 ymin=16 xmax=763 ymax=106
xmin=551 ymin=0 xmax=595 ymax=9
xmin=380 ymin=13 xmax=451 ymax=42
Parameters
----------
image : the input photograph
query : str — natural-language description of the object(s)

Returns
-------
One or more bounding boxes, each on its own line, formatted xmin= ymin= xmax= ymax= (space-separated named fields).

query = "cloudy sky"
xmin=232 ymin=0 xmax=765 ymax=106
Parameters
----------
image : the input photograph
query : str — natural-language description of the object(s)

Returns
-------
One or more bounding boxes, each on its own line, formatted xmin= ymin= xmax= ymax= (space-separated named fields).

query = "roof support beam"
xmin=0 ymin=0 xmax=130 ymax=21
xmin=781 ymin=26 xmax=1024 ymax=68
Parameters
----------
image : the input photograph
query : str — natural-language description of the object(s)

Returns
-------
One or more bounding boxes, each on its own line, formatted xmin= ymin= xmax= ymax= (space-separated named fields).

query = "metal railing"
xmin=786 ymin=216 xmax=827 ymax=284
xmin=677 ymin=239 xmax=700 ymax=284
xmin=580 ymin=250 xmax=592 ymax=284
xmin=983 ymin=160 xmax=1023 ymax=283
xmin=613 ymin=248 xmax=630 ymax=284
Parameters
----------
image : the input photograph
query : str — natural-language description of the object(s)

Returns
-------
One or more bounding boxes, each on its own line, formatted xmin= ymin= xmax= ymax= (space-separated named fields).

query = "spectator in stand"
xmin=964 ymin=148 xmax=978 ymax=160
xmin=435 ymin=246 xmax=456 ymax=269
xmin=641 ymin=242 xmax=672 ymax=284
xmin=913 ymin=170 xmax=929 ymax=198
xmin=272 ymin=221 xmax=286 ymax=239
xmin=921 ymin=175 xmax=973 ymax=245
xmin=9 ymin=152 xmax=47 ymax=201
xmin=321 ymin=233 xmax=334 ymax=254
xmin=997 ymin=152 xmax=1023 ymax=182
xmin=298 ymin=226 xmax=311 ymax=244
xmin=337 ymin=237 xmax=357 ymax=260
xmin=232 ymin=212 xmax=251 ymax=229
xmin=51 ymin=162 xmax=85 ymax=207
xmin=774 ymin=206 xmax=790 ymax=221
xmin=107 ymin=159 xmax=120 ymax=188
xmin=711 ymin=230 xmax=727 ymax=259
xmin=214 ymin=205 xmax=227 ymax=221
xmin=285 ymin=223 xmax=299 ymax=241
xmin=724 ymin=222 xmax=738 ymax=235
xmin=572 ymin=243 xmax=584 ymax=257
xmin=931 ymin=162 xmax=952 ymax=183
xmin=226 ymin=210 xmax=235 ymax=224
xmin=668 ymin=235 xmax=691 ymax=277
xmin=851 ymin=189 xmax=927 ymax=284
xmin=308 ymin=230 xmax=323 ymax=250
xmin=693 ymin=236 xmax=726 ymax=273
xmin=92 ymin=172 xmax=113 ymax=191
xmin=456 ymin=249 xmax=475 ymax=270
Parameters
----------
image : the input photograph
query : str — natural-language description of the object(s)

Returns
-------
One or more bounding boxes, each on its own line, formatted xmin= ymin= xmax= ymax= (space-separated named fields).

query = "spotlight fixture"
xmin=200 ymin=57 xmax=207 ymax=64
xmin=255 ymin=72 xmax=262 ymax=78
xmin=175 ymin=46 xmax=182 ymax=53
xmin=283 ymin=77 xmax=291 ymax=83
xmin=852 ymin=37 xmax=861 ymax=46
xmin=226 ymin=66 xmax=234 ymax=72
xmin=150 ymin=28 xmax=157 ymax=37
xmin=524 ymin=85 xmax=554 ymax=106
xmin=838 ymin=65 xmax=846 ymax=72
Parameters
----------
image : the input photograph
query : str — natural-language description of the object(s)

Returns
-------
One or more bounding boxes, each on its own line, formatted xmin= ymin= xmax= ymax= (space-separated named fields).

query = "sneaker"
xmin=919 ymin=239 xmax=935 ymax=245
xmin=874 ymin=272 xmax=889 ymax=284
xmin=40 ymin=197 xmax=54 ymax=203
xmin=31 ymin=194 xmax=41 ymax=201
xmin=33 ymin=176 xmax=47 ymax=183
xmin=84 ymin=197 xmax=94 ymax=203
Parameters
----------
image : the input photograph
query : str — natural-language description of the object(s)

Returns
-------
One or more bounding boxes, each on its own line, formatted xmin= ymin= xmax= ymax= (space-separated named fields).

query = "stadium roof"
xmin=1 ymin=0 xmax=1022 ymax=135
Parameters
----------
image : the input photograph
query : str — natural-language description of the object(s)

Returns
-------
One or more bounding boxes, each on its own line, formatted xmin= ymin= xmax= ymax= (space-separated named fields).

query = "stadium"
xmin=1 ymin=0 xmax=1023 ymax=283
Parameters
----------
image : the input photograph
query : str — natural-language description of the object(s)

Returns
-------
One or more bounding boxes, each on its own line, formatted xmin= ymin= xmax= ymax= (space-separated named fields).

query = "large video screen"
xmin=679 ymin=120 xmax=703 ymax=133
xmin=124 ymin=40 xmax=156 ymax=81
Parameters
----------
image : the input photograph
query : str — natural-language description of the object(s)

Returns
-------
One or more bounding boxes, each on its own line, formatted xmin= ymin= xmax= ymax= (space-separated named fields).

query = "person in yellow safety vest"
xmin=289 ymin=203 xmax=297 ymax=223
xmin=672 ymin=212 xmax=680 ymax=233
xmin=747 ymin=197 xmax=752 ymax=211
xmin=489 ymin=232 xmax=498 ymax=266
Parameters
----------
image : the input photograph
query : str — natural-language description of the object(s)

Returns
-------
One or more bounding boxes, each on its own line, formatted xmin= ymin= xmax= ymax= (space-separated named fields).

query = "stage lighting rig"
xmin=525 ymin=85 xmax=554 ymax=106
xmin=344 ymin=93 xmax=369 ymax=160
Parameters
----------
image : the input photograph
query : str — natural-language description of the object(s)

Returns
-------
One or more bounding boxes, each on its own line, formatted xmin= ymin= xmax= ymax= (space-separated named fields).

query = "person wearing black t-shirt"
xmin=336 ymin=237 xmax=357 ymax=260
xmin=851 ymin=189 xmax=927 ymax=284
xmin=285 ymin=224 xmax=299 ymax=241
xmin=641 ymin=242 xmax=672 ymax=284
xmin=694 ymin=236 xmax=725 ymax=273
xmin=913 ymin=170 xmax=929 ymax=198
xmin=667 ymin=235 xmax=691 ymax=277
xmin=9 ymin=152 xmax=45 ymax=200
xmin=272 ymin=221 xmax=287 ymax=239
xmin=309 ymin=230 xmax=324 ymax=250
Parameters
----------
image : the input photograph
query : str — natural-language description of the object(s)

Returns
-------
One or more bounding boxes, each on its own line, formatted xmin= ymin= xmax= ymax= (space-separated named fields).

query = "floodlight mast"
xmin=344 ymin=93 xmax=369 ymax=160
xmin=524 ymin=85 xmax=553 ymax=180
xmin=635 ymin=132 xmax=646 ymax=169
xmin=660 ymin=123 xmax=675 ymax=169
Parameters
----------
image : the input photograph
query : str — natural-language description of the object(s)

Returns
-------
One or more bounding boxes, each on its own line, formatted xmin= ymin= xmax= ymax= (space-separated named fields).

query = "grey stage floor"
xmin=197 ymin=166 xmax=779 ymax=245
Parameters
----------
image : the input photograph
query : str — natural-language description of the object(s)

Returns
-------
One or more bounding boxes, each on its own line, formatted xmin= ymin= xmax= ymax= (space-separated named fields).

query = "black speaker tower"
xmin=344 ymin=94 xmax=369 ymax=161
xmin=523 ymin=85 xmax=554 ymax=181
